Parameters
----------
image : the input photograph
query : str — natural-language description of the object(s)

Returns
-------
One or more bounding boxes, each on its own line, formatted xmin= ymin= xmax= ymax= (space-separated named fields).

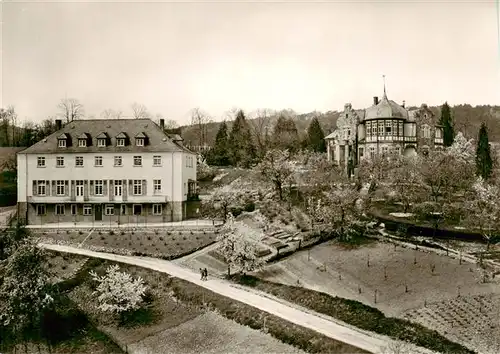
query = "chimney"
xmin=159 ymin=119 xmax=165 ymax=130
xmin=373 ymin=96 xmax=379 ymax=105
xmin=55 ymin=119 xmax=62 ymax=130
xmin=402 ymin=100 xmax=406 ymax=108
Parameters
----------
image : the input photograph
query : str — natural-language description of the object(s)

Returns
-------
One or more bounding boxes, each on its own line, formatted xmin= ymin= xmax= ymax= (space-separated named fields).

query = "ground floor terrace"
xmin=19 ymin=201 xmax=202 ymax=226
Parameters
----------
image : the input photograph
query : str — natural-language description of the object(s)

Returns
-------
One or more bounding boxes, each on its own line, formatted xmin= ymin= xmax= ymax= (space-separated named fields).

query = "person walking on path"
xmin=199 ymin=268 xmax=204 ymax=280
xmin=203 ymin=268 xmax=208 ymax=281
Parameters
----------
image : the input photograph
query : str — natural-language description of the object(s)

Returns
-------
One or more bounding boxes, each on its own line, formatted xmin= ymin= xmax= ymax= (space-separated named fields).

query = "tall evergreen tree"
xmin=306 ymin=117 xmax=326 ymax=152
xmin=272 ymin=114 xmax=300 ymax=152
xmin=439 ymin=102 xmax=455 ymax=147
xmin=228 ymin=110 xmax=256 ymax=168
xmin=206 ymin=122 xmax=230 ymax=166
xmin=476 ymin=122 xmax=493 ymax=179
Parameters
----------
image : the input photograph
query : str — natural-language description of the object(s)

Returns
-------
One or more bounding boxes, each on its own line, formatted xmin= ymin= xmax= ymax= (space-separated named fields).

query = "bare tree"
xmin=101 ymin=109 xmax=123 ymax=119
xmin=58 ymin=98 xmax=85 ymax=123
xmin=131 ymin=103 xmax=151 ymax=119
xmin=190 ymin=107 xmax=212 ymax=147
xmin=250 ymin=109 xmax=274 ymax=158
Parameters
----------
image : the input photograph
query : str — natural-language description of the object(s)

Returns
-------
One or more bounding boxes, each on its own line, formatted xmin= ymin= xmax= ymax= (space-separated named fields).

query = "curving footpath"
xmin=39 ymin=243 xmax=435 ymax=354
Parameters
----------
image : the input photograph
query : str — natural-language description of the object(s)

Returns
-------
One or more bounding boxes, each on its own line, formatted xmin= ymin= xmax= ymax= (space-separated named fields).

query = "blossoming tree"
xmin=89 ymin=265 xmax=147 ymax=315
xmin=465 ymin=178 xmax=500 ymax=252
xmin=216 ymin=215 xmax=264 ymax=277
xmin=0 ymin=240 xmax=54 ymax=346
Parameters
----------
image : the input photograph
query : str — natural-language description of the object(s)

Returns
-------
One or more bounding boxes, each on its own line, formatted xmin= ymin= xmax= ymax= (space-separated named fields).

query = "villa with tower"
xmin=325 ymin=84 xmax=444 ymax=173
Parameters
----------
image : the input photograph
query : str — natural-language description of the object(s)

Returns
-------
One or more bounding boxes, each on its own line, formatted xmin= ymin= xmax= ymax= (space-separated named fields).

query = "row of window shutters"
xmin=33 ymin=180 xmax=149 ymax=197
xmin=36 ymin=203 xmax=164 ymax=216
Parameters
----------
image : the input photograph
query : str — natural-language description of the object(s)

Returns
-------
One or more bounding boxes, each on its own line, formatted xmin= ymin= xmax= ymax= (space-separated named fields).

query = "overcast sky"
xmin=2 ymin=0 xmax=500 ymax=125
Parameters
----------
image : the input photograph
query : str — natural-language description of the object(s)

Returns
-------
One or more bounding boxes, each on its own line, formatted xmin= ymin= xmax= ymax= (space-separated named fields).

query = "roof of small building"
xmin=364 ymin=93 xmax=408 ymax=120
xmin=19 ymin=118 xmax=195 ymax=155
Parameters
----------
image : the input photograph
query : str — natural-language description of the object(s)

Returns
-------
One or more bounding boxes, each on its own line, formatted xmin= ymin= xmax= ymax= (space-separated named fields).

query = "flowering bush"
xmin=89 ymin=265 xmax=147 ymax=314
xmin=0 ymin=240 xmax=54 ymax=333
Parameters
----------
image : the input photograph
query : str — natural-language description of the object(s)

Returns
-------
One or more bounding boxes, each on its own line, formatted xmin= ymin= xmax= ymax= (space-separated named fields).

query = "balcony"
xmin=404 ymin=136 xmax=417 ymax=142
xmin=28 ymin=194 xmax=169 ymax=204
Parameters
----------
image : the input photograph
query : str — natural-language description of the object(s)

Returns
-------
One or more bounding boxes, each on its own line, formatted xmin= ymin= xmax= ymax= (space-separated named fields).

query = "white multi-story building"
xmin=17 ymin=118 xmax=197 ymax=225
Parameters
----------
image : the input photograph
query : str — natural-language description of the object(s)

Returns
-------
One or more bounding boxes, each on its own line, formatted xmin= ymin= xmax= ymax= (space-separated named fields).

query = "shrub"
xmin=121 ymin=231 xmax=125 ymax=236
xmin=89 ymin=265 xmax=147 ymax=314
xmin=159 ymin=237 xmax=164 ymax=241
xmin=147 ymin=236 xmax=151 ymax=241
xmin=109 ymin=230 xmax=115 ymax=236
xmin=78 ymin=231 xmax=83 ymax=235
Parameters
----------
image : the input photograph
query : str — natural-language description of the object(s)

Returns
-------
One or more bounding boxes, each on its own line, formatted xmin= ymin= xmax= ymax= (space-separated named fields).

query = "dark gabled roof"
xmin=20 ymin=118 xmax=196 ymax=155
xmin=135 ymin=132 xmax=147 ymax=138
xmin=96 ymin=132 xmax=109 ymax=139
xmin=57 ymin=133 xmax=71 ymax=139
xmin=77 ymin=133 xmax=90 ymax=139
xmin=115 ymin=132 xmax=128 ymax=139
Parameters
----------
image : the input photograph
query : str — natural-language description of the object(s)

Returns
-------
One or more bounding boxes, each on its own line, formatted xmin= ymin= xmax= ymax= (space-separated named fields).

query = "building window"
xmin=435 ymin=128 xmax=442 ymax=138
xmin=133 ymin=156 xmax=142 ymax=166
xmin=382 ymin=146 xmax=388 ymax=155
xmin=58 ymin=139 xmax=66 ymax=148
xmin=56 ymin=180 xmax=65 ymax=196
xmin=385 ymin=125 xmax=392 ymax=135
xmin=97 ymin=139 xmax=106 ymax=147
xmin=120 ymin=205 xmax=127 ymax=215
xmin=37 ymin=181 xmax=46 ymax=196
xmin=76 ymin=180 xmax=84 ymax=196
xmin=422 ymin=125 xmax=431 ymax=139
xmin=75 ymin=156 xmax=84 ymax=167
xmin=83 ymin=205 xmax=92 ymax=215
xmin=378 ymin=123 xmax=384 ymax=135
xmin=372 ymin=124 xmax=377 ymax=135
xmin=359 ymin=148 xmax=364 ymax=158
xmin=56 ymin=156 xmax=64 ymax=167
xmin=37 ymin=157 xmax=46 ymax=167
xmin=105 ymin=204 xmax=114 ymax=215
xmin=366 ymin=122 xmax=371 ymax=136
xmin=71 ymin=204 xmax=77 ymax=215
xmin=153 ymin=179 xmax=161 ymax=193
xmin=133 ymin=204 xmax=142 ymax=215
xmin=133 ymin=180 xmax=142 ymax=195
xmin=55 ymin=204 xmax=65 ymax=215
xmin=370 ymin=147 xmax=376 ymax=158
xmin=136 ymin=138 xmax=144 ymax=146
xmin=78 ymin=139 xmax=87 ymax=147
xmin=114 ymin=156 xmax=122 ymax=166
xmin=94 ymin=156 xmax=103 ymax=166
xmin=117 ymin=138 xmax=125 ymax=147
xmin=36 ymin=204 xmax=46 ymax=215
xmin=152 ymin=204 xmax=162 ymax=215
xmin=114 ymin=180 xmax=122 ymax=196
xmin=153 ymin=156 xmax=162 ymax=166
xmin=395 ymin=146 xmax=401 ymax=155
xmin=95 ymin=180 xmax=103 ymax=195
xmin=399 ymin=122 xmax=404 ymax=136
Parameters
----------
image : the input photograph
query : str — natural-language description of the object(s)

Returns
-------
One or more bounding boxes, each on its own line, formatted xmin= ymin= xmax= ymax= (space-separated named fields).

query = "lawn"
xmin=68 ymin=259 xmax=364 ymax=354
xmin=232 ymin=274 xmax=473 ymax=354
xmin=45 ymin=251 xmax=89 ymax=283
xmin=254 ymin=240 xmax=499 ymax=353
xmin=37 ymin=229 xmax=218 ymax=260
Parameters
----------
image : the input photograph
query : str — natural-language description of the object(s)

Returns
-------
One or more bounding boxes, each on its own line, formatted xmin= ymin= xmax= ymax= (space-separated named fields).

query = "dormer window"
xmin=57 ymin=133 xmax=70 ymax=148
xmin=96 ymin=132 xmax=109 ymax=147
xmin=78 ymin=139 xmax=87 ymax=147
xmin=134 ymin=132 xmax=147 ymax=147
xmin=117 ymin=139 xmax=125 ymax=147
